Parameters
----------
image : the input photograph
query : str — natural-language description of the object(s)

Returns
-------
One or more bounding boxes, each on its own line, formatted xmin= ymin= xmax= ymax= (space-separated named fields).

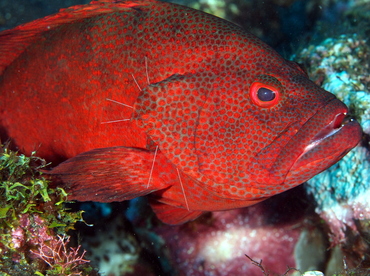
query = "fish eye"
xmin=257 ymin=87 xmax=276 ymax=102
xmin=250 ymin=81 xmax=280 ymax=108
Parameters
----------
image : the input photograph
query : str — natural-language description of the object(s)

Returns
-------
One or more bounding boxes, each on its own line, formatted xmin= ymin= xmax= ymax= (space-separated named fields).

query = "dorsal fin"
xmin=0 ymin=0 xmax=156 ymax=74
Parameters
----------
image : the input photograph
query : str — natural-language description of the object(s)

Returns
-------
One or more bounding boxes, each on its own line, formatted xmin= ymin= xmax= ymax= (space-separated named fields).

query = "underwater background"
xmin=0 ymin=0 xmax=369 ymax=275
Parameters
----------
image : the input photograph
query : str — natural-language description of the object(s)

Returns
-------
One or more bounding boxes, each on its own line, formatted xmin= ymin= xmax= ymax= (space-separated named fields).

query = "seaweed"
xmin=0 ymin=144 xmax=96 ymax=275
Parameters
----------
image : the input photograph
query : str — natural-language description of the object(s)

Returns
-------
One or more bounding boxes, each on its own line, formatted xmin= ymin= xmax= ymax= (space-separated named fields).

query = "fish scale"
xmin=0 ymin=0 xmax=362 ymax=224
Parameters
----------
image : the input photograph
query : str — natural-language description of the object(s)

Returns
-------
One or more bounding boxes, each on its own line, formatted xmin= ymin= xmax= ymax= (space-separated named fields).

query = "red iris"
xmin=250 ymin=81 xmax=280 ymax=108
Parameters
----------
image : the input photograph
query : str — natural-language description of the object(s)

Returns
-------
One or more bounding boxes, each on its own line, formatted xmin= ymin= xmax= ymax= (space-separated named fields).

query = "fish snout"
xmin=286 ymin=98 xmax=362 ymax=185
xmin=302 ymin=99 xmax=361 ymax=154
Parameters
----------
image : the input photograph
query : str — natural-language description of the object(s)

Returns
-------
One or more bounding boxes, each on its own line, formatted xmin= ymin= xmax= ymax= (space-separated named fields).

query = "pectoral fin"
xmin=47 ymin=146 xmax=176 ymax=202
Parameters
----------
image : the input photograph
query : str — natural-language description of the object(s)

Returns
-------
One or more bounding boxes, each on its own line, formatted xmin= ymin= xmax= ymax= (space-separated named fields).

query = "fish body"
xmin=0 ymin=0 xmax=362 ymax=224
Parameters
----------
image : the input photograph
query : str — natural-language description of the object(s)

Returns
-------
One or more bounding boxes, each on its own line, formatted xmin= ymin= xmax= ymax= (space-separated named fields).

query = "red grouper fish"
xmin=0 ymin=0 xmax=362 ymax=224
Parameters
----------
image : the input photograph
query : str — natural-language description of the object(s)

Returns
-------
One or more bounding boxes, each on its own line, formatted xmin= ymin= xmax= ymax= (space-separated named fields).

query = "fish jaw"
xmin=285 ymin=102 xmax=362 ymax=185
xmin=260 ymin=98 xmax=362 ymax=191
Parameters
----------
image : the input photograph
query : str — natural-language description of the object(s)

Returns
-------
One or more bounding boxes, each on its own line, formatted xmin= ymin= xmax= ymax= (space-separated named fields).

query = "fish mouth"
xmin=302 ymin=112 xmax=350 ymax=154
xmin=286 ymin=99 xmax=362 ymax=184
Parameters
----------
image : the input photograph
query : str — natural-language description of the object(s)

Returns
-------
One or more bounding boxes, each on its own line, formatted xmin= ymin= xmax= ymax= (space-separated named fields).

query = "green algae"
xmin=0 ymin=145 xmax=96 ymax=276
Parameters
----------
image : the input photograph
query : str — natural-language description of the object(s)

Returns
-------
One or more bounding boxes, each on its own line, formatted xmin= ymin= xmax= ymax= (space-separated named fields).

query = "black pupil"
xmin=257 ymin=87 xmax=275 ymax=102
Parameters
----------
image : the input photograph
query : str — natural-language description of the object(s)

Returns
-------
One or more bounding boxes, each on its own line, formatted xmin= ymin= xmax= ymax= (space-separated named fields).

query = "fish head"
xmin=244 ymin=68 xmax=362 ymax=195
xmin=133 ymin=61 xmax=362 ymax=200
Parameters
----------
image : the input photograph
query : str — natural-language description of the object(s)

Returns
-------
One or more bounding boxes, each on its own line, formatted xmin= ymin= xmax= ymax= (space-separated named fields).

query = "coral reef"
xmin=0 ymin=146 xmax=95 ymax=275
xmin=294 ymin=32 xmax=370 ymax=233
xmin=79 ymin=213 xmax=141 ymax=276
xmin=149 ymin=187 xmax=331 ymax=276
xmin=293 ymin=18 xmax=370 ymax=273
xmin=74 ymin=199 xmax=171 ymax=276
